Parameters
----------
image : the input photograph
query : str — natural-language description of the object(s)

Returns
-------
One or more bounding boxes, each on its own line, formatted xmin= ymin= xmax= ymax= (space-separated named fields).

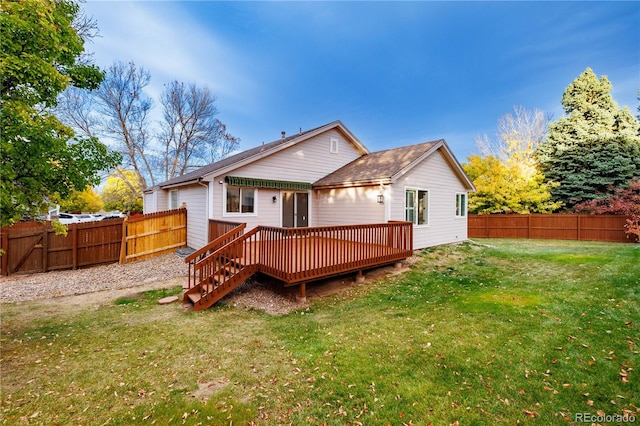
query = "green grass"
xmin=1 ymin=239 xmax=638 ymax=425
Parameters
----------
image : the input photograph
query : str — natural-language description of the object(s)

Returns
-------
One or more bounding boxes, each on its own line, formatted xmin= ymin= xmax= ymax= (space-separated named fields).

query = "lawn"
xmin=1 ymin=239 xmax=638 ymax=425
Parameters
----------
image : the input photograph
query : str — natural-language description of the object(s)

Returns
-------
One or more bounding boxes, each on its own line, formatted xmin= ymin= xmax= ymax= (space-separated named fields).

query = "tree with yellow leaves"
xmin=101 ymin=170 xmax=144 ymax=214
xmin=464 ymin=106 xmax=561 ymax=214
xmin=59 ymin=186 xmax=103 ymax=213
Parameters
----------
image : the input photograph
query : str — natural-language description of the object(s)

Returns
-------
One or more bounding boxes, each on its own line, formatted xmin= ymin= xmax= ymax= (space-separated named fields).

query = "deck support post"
xmin=296 ymin=282 xmax=307 ymax=303
xmin=356 ymin=270 xmax=365 ymax=283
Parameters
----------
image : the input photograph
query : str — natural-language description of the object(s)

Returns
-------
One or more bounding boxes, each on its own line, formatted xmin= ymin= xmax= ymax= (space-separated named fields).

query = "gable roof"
xmin=147 ymin=120 xmax=369 ymax=191
xmin=313 ymin=139 xmax=475 ymax=191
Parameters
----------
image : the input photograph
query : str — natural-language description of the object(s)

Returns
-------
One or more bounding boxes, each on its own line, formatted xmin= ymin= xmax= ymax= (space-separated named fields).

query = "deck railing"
xmin=258 ymin=221 xmax=413 ymax=284
xmin=186 ymin=221 xmax=413 ymax=294
xmin=185 ymin=222 xmax=413 ymax=298
xmin=185 ymin=222 xmax=246 ymax=289
xmin=208 ymin=219 xmax=245 ymax=241
xmin=193 ymin=227 xmax=260 ymax=289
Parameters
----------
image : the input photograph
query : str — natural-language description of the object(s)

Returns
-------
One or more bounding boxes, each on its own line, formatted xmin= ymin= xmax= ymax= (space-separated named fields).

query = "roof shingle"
xmin=313 ymin=140 xmax=441 ymax=188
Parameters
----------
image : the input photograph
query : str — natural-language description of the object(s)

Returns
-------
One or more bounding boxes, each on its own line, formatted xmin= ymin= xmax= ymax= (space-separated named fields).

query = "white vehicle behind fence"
xmin=56 ymin=213 xmax=81 ymax=224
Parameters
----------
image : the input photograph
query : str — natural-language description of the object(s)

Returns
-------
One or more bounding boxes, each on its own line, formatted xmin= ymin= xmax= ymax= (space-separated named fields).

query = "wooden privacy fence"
xmin=122 ymin=209 xmax=187 ymax=262
xmin=1 ymin=208 xmax=187 ymax=276
xmin=468 ymin=214 xmax=633 ymax=243
xmin=0 ymin=220 xmax=122 ymax=276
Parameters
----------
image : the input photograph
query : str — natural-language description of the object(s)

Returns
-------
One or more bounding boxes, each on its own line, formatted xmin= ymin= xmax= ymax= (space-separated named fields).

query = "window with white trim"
xmin=330 ymin=138 xmax=339 ymax=154
xmin=169 ymin=190 xmax=179 ymax=210
xmin=455 ymin=193 xmax=467 ymax=217
xmin=406 ymin=189 xmax=429 ymax=225
xmin=226 ymin=187 xmax=255 ymax=214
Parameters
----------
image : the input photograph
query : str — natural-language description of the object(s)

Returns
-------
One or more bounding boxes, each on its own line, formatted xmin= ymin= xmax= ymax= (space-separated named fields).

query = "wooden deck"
xmin=244 ymin=235 xmax=410 ymax=285
xmin=184 ymin=221 xmax=413 ymax=310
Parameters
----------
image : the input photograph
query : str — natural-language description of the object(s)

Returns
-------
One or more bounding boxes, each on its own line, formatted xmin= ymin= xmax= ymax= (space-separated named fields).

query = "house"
xmin=144 ymin=120 xmax=474 ymax=251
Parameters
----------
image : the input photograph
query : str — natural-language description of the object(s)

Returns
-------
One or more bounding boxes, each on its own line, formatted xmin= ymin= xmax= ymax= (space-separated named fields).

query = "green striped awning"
xmin=225 ymin=176 xmax=312 ymax=191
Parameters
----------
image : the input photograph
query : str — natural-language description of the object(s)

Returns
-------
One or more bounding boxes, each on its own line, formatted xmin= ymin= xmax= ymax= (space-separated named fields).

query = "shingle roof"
xmin=313 ymin=140 xmax=442 ymax=188
xmin=148 ymin=120 xmax=358 ymax=191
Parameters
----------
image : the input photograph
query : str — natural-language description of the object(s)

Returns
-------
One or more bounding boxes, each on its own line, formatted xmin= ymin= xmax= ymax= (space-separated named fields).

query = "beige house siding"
xmin=389 ymin=149 xmax=468 ymax=248
xmin=143 ymin=192 xmax=157 ymax=213
xmin=228 ymin=129 xmax=362 ymax=183
xmin=143 ymin=189 xmax=169 ymax=214
xmin=199 ymin=128 xmax=365 ymax=237
xmin=209 ymin=178 xmax=284 ymax=230
xmin=314 ymin=186 xmax=386 ymax=226
xmin=176 ymin=184 xmax=209 ymax=249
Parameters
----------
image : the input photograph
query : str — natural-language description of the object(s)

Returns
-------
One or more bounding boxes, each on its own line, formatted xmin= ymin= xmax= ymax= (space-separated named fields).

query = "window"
xmin=169 ymin=190 xmax=179 ymax=210
xmin=406 ymin=189 xmax=429 ymax=225
xmin=226 ymin=187 xmax=255 ymax=214
xmin=456 ymin=193 xmax=467 ymax=217
xmin=330 ymin=138 xmax=339 ymax=154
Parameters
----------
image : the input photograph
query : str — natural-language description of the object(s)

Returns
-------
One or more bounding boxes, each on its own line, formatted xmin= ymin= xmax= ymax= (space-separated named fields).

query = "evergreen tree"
xmin=537 ymin=68 xmax=640 ymax=210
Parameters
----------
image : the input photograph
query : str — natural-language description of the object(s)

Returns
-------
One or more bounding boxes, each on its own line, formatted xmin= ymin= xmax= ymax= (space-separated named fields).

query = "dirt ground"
xmin=3 ymin=262 xmax=414 ymax=318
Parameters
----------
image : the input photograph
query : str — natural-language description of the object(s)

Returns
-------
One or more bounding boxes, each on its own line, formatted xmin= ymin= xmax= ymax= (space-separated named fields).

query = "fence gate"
xmin=1 ymin=223 xmax=47 ymax=275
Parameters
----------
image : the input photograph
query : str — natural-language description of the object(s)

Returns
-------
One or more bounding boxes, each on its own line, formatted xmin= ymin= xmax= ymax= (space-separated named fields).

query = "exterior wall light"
xmin=272 ymin=196 xmax=277 ymax=203
xmin=377 ymin=194 xmax=384 ymax=205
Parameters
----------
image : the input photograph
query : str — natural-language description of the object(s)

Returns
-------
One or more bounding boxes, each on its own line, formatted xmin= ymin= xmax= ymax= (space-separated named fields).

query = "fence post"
xmin=577 ymin=215 xmax=581 ymax=241
xmin=0 ymin=230 xmax=7 ymax=276
xmin=527 ymin=215 xmax=531 ymax=239
xmin=72 ymin=226 xmax=78 ymax=269
xmin=42 ymin=226 xmax=48 ymax=272
xmin=119 ymin=218 xmax=128 ymax=264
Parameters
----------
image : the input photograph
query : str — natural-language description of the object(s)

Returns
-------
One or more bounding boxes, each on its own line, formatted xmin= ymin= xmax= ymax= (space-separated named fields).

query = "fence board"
xmin=123 ymin=208 xmax=187 ymax=262
xmin=468 ymin=214 xmax=632 ymax=243
xmin=1 ymin=208 xmax=187 ymax=275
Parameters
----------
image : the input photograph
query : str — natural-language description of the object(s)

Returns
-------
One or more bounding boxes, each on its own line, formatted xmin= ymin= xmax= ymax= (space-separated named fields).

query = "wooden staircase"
xmin=183 ymin=227 xmax=259 ymax=311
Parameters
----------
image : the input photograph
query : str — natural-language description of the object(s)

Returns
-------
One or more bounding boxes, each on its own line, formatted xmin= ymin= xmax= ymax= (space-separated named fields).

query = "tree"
xmin=95 ymin=61 xmax=156 ymax=188
xmin=476 ymin=105 xmax=549 ymax=172
xmin=160 ymin=80 xmax=239 ymax=180
xmin=58 ymin=186 xmax=103 ymax=213
xmin=465 ymin=106 xmax=560 ymax=214
xmin=537 ymin=68 xmax=640 ymax=210
xmin=101 ymin=170 xmax=144 ymax=214
xmin=575 ymin=179 xmax=640 ymax=242
xmin=0 ymin=0 xmax=120 ymax=226
xmin=56 ymin=62 xmax=239 ymax=189
xmin=463 ymin=155 xmax=560 ymax=214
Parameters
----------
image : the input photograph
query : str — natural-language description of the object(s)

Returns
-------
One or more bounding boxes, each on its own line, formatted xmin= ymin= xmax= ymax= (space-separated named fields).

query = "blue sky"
xmin=83 ymin=1 xmax=639 ymax=162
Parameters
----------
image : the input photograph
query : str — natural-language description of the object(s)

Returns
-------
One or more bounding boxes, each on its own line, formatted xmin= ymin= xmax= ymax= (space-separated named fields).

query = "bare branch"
xmin=159 ymin=80 xmax=239 ymax=180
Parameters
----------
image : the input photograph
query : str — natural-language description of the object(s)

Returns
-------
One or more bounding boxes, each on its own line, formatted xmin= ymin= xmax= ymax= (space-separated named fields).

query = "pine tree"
xmin=537 ymin=68 xmax=640 ymax=210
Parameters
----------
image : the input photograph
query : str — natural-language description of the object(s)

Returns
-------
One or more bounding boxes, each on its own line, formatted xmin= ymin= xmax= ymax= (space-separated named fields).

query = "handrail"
xmin=188 ymin=227 xmax=260 ymax=307
xmin=185 ymin=223 xmax=246 ymax=263
xmin=185 ymin=223 xmax=246 ymax=289
xmin=185 ymin=221 xmax=414 ymax=308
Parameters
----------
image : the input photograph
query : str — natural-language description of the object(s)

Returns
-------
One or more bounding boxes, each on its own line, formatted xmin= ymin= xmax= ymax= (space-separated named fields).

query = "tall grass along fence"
xmin=1 ymin=208 xmax=186 ymax=276
xmin=468 ymin=214 xmax=632 ymax=243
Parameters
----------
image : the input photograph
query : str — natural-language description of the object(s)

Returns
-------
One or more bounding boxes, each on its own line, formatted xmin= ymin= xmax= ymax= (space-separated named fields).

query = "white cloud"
xmin=84 ymin=1 xmax=256 ymax=111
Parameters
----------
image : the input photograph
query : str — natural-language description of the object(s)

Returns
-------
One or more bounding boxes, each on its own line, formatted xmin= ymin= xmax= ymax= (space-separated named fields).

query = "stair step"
xmin=187 ymin=292 xmax=201 ymax=304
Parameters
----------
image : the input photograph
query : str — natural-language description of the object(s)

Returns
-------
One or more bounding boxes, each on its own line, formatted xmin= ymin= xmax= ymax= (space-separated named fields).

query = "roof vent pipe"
xmin=281 ymin=131 xmax=286 ymax=140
